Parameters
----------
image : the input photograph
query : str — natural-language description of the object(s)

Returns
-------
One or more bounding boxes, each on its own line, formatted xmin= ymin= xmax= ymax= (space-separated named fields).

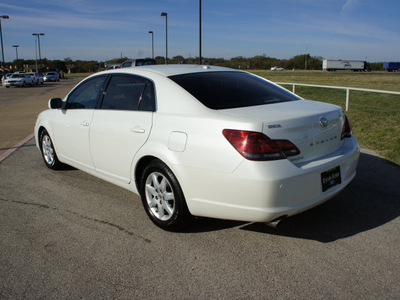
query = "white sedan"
xmin=35 ymin=65 xmax=359 ymax=231
xmin=3 ymin=73 xmax=33 ymax=87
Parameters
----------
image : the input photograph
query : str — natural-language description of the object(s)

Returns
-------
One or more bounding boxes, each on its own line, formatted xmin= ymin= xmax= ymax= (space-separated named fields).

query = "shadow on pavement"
xmin=239 ymin=152 xmax=400 ymax=242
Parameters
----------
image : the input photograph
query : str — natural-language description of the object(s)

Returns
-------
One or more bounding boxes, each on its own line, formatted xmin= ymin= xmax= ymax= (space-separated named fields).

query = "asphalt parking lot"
xmin=0 ymin=81 xmax=399 ymax=299
xmin=0 ymin=77 xmax=83 ymax=155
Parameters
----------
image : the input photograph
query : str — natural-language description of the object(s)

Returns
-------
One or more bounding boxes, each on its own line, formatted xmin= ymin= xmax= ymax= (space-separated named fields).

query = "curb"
xmin=0 ymin=133 xmax=35 ymax=163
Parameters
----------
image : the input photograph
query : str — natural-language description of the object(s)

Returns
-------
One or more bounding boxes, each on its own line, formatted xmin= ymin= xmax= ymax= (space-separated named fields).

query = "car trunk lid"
xmin=219 ymin=99 xmax=345 ymax=163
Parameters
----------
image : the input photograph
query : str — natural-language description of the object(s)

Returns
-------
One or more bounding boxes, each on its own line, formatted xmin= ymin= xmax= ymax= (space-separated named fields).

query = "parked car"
xmin=43 ymin=72 xmax=59 ymax=82
xmin=35 ymin=65 xmax=359 ymax=231
xmin=271 ymin=66 xmax=284 ymax=71
xmin=119 ymin=59 xmax=157 ymax=68
xmin=106 ymin=64 xmax=121 ymax=70
xmin=28 ymin=72 xmax=44 ymax=85
xmin=3 ymin=73 xmax=33 ymax=88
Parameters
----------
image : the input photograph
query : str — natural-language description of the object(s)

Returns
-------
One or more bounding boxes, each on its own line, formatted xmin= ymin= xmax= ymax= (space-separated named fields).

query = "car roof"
xmin=101 ymin=64 xmax=236 ymax=78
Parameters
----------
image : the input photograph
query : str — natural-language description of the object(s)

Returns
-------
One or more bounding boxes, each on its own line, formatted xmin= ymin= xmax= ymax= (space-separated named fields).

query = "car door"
xmin=51 ymin=75 xmax=107 ymax=171
xmin=89 ymin=74 xmax=155 ymax=183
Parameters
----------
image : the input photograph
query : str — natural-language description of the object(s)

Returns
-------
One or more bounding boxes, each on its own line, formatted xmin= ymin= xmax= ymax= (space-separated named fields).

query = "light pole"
xmin=160 ymin=12 xmax=168 ymax=64
xmin=305 ymin=44 xmax=309 ymax=71
xmin=148 ymin=31 xmax=154 ymax=59
xmin=0 ymin=15 xmax=10 ymax=68
xmin=13 ymin=45 xmax=19 ymax=60
xmin=34 ymin=36 xmax=38 ymax=72
xmin=32 ymin=33 xmax=44 ymax=70
xmin=199 ymin=0 xmax=202 ymax=65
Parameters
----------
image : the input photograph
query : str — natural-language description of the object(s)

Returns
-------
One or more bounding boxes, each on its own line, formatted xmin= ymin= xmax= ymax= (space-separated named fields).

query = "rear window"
xmin=135 ymin=59 xmax=157 ymax=66
xmin=169 ymin=71 xmax=300 ymax=109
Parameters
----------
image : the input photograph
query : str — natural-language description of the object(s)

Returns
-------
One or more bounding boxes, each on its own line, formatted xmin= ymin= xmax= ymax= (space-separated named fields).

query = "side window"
xmin=101 ymin=75 xmax=155 ymax=111
xmin=138 ymin=82 xmax=156 ymax=112
xmin=120 ymin=61 xmax=132 ymax=68
xmin=67 ymin=76 xmax=106 ymax=109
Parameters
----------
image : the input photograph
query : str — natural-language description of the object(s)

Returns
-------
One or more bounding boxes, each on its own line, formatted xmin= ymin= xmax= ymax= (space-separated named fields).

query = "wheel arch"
xmin=37 ymin=125 xmax=47 ymax=148
xmin=134 ymin=155 xmax=160 ymax=193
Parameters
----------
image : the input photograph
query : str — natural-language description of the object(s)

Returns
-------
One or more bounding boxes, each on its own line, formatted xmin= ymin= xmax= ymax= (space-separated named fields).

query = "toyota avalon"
xmin=35 ymin=65 xmax=359 ymax=230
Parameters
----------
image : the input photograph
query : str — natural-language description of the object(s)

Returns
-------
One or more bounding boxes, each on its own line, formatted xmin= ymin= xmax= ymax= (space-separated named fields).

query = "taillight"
xmin=341 ymin=115 xmax=352 ymax=139
xmin=222 ymin=129 xmax=300 ymax=161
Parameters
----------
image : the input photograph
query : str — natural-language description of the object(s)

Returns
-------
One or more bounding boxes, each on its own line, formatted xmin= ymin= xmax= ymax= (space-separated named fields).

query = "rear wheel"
xmin=39 ymin=129 xmax=63 ymax=170
xmin=140 ymin=160 xmax=192 ymax=231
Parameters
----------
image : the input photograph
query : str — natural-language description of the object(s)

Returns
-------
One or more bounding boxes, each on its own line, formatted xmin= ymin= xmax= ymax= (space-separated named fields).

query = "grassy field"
xmin=252 ymin=71 xmax=400 ymax=166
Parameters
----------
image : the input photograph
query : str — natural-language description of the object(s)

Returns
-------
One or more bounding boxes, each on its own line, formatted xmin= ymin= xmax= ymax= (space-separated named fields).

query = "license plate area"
xmin=321 ymin=166 xmax=341 ymax=192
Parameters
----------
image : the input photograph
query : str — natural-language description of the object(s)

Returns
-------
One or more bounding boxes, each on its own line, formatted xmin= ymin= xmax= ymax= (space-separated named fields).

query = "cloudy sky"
xmin=0 ymin=0 xmax=399 ymax=62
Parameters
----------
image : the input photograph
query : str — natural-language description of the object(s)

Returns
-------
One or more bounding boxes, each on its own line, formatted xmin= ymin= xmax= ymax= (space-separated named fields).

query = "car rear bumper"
xmin=177 ymin=136 xmax=360 ymax=223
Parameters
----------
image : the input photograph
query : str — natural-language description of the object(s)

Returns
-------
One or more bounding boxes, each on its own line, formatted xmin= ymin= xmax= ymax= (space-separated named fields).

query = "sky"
xmin=0 ymin=0 xmax=400 ymax=63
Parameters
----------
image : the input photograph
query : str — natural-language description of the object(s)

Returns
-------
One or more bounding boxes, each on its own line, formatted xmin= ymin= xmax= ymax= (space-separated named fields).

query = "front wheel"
xmin=39 ymin=129 xmax=63 ymax=170
xmin=140 ymin=160 xmax=192 ymax=231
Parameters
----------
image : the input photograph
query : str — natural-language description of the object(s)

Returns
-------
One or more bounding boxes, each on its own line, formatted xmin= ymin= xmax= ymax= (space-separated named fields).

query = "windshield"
xmin=169 ymin=71 xmax=300 ymax=109
xmin=11 ymin=74 xmax=25 ymax=78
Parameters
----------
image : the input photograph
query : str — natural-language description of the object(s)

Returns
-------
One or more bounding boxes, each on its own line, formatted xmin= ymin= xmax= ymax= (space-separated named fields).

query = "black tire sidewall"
xmin=140 ymin=160 xmax=191 ymax=231
xmin=39 ymin=130 xmax=60 ymax=170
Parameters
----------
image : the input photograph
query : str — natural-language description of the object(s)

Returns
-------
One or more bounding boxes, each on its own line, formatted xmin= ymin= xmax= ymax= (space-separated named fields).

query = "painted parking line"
xmin=0 ymin=133 xmax=35 ymax=163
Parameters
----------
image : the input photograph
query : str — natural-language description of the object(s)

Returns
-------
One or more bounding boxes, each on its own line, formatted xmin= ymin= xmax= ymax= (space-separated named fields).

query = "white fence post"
xmin=346 ymin=88 xmax=350 ymax=111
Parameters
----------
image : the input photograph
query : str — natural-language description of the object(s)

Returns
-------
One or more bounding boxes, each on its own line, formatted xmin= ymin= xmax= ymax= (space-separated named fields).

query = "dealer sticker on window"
xmin=321 ymin=166 xmax=341 ymax=192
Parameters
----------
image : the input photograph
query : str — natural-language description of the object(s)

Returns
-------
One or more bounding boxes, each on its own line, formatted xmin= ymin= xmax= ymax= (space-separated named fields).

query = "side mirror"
xmin=48 ymin=98 xmax=63 ymax=109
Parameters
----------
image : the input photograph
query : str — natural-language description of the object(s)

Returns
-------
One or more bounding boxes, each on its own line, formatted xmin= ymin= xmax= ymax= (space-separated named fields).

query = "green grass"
xmin=252 ymin=71 xmax=400 ymax=166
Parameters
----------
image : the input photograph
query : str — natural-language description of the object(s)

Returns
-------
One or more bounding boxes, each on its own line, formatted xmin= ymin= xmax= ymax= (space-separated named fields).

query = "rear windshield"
xmin=136 ymin=59 xmax=157 ymax=66
xmin=169 ymin=71 xmax=300 ymax=109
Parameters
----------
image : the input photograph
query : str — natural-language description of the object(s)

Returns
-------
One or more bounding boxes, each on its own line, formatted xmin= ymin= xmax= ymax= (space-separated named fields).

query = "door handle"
xmin=80 ymin=121 xmax=89 ymax=127
xmin=131 ymin=126 xmax=145 ymax=133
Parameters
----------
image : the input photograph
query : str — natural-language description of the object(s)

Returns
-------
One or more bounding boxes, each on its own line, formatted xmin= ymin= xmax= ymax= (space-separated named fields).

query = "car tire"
xmin=140 ymin=160 xmax=192 ymax=231
xmin=22 ymin=81 xmax=26 ymax=87
xmin=39 ymin=129 xmax=63 ymax=170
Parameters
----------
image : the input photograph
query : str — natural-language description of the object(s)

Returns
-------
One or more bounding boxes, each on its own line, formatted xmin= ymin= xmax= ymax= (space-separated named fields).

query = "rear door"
xmin=89 ymin=74 xmax=155 ymax=183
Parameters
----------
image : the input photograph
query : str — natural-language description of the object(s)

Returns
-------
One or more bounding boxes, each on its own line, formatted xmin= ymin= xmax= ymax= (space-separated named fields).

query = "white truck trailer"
xmin=323 ymin=60 xmax=371 ymax=72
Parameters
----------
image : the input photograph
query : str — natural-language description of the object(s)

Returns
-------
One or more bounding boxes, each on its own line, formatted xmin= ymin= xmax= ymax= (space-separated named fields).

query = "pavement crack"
xmin=0 ymin=197 xmax=50 ymax=209
xmin=0 ymin=197 xmax=151 ymax=243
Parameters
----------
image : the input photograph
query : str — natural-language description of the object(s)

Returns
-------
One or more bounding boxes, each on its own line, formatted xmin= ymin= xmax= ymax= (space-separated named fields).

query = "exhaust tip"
xmin=265 ymin=215 xmax=288 ymax=228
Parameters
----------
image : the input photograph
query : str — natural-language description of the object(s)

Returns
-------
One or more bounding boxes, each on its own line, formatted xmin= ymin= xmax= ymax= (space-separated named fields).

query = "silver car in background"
xmin=28 ymin=72 xmax=44 ymax=85
xmin=43 ymin=72 xmax=60 ymax=82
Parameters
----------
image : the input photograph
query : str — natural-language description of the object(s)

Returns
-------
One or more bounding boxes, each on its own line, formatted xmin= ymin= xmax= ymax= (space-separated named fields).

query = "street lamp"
xmin=0 ymin=15 xmax=10 ymax=68
xmin=32 ymin=33 xmax=44 ymax=70
xmin=305 ymin=44 xmax=309 ymax=71
xmin=199 ymin=0 xmax=202 ymax=65
xmin=160 ymin=12 xmax=168 ymax=64
xmin=148 ymin=31 xmax=154 ymax=59
xmin=12 ymin=45 xmax=19 ymax=60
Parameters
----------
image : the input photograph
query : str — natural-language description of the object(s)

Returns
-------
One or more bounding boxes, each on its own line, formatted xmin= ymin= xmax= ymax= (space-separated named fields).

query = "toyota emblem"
xmin=319 ymin=117 xmax=328 ymax=128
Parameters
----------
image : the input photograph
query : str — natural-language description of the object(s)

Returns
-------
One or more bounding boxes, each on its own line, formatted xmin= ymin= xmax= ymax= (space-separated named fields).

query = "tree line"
xmin=5 ymin=54 xmax=385 ymax=73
